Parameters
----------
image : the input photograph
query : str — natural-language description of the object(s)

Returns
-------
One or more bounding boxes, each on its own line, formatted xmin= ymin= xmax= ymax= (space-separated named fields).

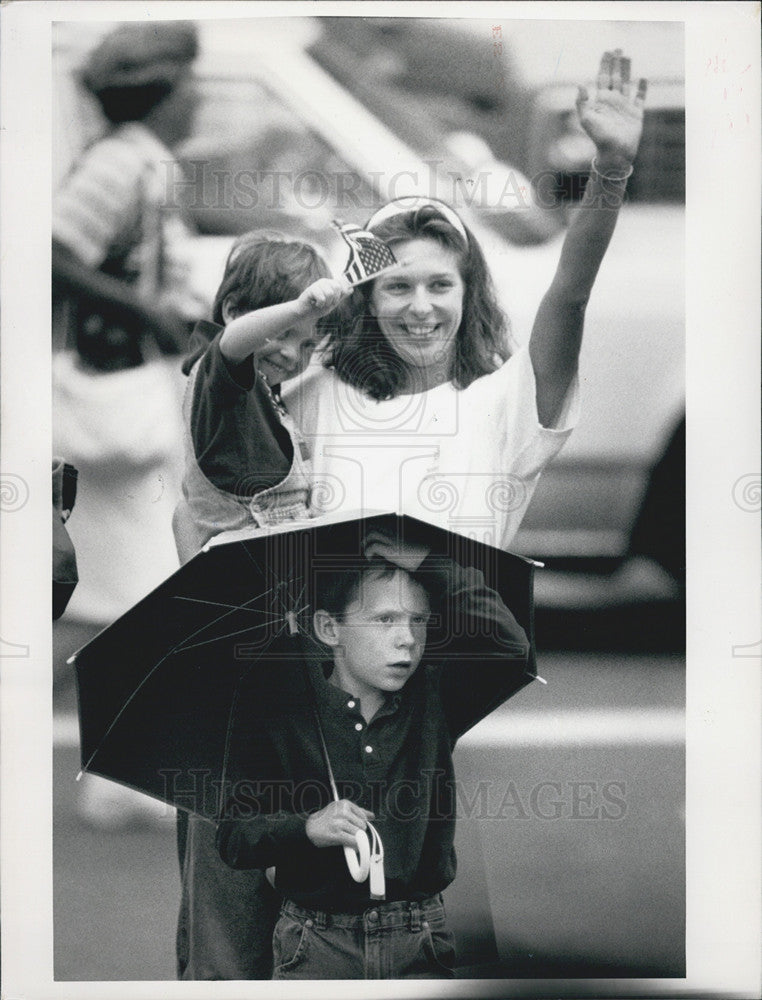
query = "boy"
xmin=173 ymin=232 xmax=349 ymax=979
xmin=173 ymin=231 xmax=350 ymax=563
xmin=216 ymin=532 xmax=533 ymax=979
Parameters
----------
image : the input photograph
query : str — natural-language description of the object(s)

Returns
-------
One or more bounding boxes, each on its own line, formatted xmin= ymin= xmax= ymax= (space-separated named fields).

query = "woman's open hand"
xmin=576 ymin=49 xmax=647 ymax=171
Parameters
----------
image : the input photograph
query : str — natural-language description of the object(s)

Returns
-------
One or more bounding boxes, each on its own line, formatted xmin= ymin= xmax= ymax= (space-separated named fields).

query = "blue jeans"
xmin=272 ymin=895 xmax=456 ymax=979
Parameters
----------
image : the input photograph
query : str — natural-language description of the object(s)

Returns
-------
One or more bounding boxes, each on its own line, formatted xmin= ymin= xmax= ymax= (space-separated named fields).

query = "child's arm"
xmin=362 ymin=531 xmax=532 ymax=740
xmin=529 ymin=50 xmax=647 ymax=428
xmin=217 ymin=797 xmax=374 ymax=869
xmin=425 ymin=559 xmax=533 ymax=740
xmin=220 ymin=277 xmax=350 ymax=364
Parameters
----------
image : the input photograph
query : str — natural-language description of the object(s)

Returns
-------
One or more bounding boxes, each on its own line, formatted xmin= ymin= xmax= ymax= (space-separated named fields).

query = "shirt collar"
xmin=307 ymin=656 xmax=405 ymax=718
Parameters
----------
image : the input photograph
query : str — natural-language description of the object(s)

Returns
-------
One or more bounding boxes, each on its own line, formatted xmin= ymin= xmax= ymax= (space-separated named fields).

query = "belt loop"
xmin=409 ymin=901 xmax=421 ymax=933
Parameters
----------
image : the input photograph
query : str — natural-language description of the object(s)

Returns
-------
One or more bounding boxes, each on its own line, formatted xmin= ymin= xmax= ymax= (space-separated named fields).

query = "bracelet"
xmin=591 ymin=156 xmax=634 ymax=181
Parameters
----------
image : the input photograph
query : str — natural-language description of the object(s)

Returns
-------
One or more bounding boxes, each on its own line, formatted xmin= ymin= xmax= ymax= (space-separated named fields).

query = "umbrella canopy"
xmin=73 ymin=512 xmax=537 ymax=821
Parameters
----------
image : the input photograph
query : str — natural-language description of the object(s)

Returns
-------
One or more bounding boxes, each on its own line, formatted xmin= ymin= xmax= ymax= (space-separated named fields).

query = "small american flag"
xmin=332 ymin=221 xmax=399 ymax=286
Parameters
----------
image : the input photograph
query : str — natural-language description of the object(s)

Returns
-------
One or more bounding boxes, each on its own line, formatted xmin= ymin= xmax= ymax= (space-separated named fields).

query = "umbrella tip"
xmin=76 ymin=770 xmax=84 ymax=782
xmin=66 ymin=654 xmax=77 ymax=665
xmin=535 ymin=674 xmax=548 ymax=685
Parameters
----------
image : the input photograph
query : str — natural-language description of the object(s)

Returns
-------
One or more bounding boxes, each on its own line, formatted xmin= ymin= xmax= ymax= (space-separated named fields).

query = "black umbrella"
xmin=72 ymin=512 xmax=537 ymax=822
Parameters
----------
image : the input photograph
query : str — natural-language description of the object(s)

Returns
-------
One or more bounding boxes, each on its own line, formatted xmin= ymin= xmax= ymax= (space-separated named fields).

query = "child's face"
xmin=370 ymin=238 xmax=464 ymax=381
xmin=256 ymin=317 xmax=319 ymax=386
xmin=327 ymin=569 xmax=431 ymax=702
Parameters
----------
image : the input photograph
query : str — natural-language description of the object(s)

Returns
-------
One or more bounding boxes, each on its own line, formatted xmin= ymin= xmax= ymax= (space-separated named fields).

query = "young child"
xmin=215 ymin=532 xmax=533 ymax=980
xmin=172 ymin=231 xmax=350 ymax=564
xmin=172 ymin=233 xmax=349 ymax=979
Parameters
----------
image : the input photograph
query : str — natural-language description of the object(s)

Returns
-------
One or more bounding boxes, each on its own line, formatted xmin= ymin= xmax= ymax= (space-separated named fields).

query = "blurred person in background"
xmin=52 ymin=20 xmax=208 ymax=827
xmin=52 ymin=19 xmax=205 ymax=359
xmin=52 ymin=458 xmax=79 ymax=621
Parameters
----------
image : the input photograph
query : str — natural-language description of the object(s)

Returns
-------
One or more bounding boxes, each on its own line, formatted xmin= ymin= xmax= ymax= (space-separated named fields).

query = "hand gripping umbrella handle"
xmin=312 ymin=704 xmax=386 ymax=899
xmin=344 ymin=821 xmax=385 ymax=900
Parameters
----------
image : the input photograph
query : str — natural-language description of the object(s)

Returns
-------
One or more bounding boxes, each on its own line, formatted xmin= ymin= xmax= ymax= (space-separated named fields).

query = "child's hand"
xmin=576 ymin=49 xmax=647 ymax=171
xmin=296 ymin=277 xmax=352 ymax=319
xmin=305 ymin=799 xmax=375 ymax=849
xmin=363 ymin=530 xmax=430 ymax=573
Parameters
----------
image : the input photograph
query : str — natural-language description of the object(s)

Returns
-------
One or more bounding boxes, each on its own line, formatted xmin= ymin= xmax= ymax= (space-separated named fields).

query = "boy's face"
xmin=256 ymin=317 xmax=319 ymax=387
xmin=326 ymin=569 xmax=431 ymax=702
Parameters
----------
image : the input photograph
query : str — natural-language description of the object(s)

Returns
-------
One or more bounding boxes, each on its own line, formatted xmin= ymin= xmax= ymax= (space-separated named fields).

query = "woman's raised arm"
xmin=529 ymin=50 xmax=647 ymax=427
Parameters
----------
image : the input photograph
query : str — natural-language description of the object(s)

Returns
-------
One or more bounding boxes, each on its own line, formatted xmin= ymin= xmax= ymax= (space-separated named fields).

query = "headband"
xmin=366 ymin=197 xmax=469 ymax=244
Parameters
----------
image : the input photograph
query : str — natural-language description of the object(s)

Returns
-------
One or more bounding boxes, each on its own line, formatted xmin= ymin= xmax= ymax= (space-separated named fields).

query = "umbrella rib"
xmin=80 ymin=582 xmax=281 ymax=774
xmin=239 ymin=549 xmax=300 ymax=627
xmin=174 ymin=618 xmax=285 ymax=653
xmin=171 ymin=584 xmax=286 ymax=652
xmin=172 ymin=594 xmax=285 ymax=616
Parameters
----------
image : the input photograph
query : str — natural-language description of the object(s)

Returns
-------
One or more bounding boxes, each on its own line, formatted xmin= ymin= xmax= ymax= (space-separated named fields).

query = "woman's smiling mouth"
xmin=403 ymin=323 xmax=439 ymax=341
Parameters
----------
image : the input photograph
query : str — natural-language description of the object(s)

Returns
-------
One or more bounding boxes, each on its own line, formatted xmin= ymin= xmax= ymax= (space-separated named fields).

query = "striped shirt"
xmin=53 ymin=121 xmax=197 ymax=308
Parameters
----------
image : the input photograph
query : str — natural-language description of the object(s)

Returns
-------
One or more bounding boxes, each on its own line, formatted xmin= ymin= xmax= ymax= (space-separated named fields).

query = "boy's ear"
xmin=313 ymin=609 xmax=340 ymax=647
xmin=221 ymin=296 xmax=238 ymax=325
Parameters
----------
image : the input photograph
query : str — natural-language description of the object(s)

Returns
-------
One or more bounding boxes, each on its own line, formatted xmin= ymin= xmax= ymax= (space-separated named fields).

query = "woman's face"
xmin=370 ymin=238 xmax=464 ymax=388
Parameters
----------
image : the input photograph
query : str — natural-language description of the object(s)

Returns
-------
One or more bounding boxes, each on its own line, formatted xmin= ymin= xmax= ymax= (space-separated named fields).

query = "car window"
xmin=177 ymin=75 xmax=385 ymax=237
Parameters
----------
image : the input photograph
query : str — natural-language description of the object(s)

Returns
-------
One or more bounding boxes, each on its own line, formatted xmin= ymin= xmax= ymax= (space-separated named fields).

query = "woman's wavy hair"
xmin=323 ymin=204 xmax=510 ymax=400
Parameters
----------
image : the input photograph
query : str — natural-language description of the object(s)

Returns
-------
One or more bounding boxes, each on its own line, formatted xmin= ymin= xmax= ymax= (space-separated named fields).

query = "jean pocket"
xmin=422 ymin=921 xmax=456 ymax=977
xmin=273 ymin=912 xmax=310 ymax=974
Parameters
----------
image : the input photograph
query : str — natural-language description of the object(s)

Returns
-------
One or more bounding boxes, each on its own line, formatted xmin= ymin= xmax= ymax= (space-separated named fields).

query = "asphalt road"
xmin=51 ymin=649 xmax=684 ymax=982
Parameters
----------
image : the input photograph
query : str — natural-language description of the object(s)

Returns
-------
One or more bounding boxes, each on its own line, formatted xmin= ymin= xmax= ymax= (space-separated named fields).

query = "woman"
xmin=284 ymin=49 xmax=646 ymax=551
xmin=179 ymin=49 xmax=647 ymax=980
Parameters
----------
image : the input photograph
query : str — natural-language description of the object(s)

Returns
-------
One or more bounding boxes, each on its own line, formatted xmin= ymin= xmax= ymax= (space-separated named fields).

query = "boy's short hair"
xmin=313 ymin=557 xmax=398 ymax=620
xmin=313 ymin=557 xmax=439 ymax=621
xmin=212 ymin=232 xmax=331 ymax=325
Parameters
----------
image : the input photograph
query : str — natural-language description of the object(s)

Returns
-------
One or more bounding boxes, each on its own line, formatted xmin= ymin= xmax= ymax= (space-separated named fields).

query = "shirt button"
xmin=305 ymin=919 xmax=314 ymax=928
xmin=347 ymin=700 xmax=356 ymax=709
xmin=355 ymin=723 xmax=363 ymax=731
xmin=364 ymin=745 xmax=373 ymax=754
xmin=368 ymin=910 xmax=379 ymax=922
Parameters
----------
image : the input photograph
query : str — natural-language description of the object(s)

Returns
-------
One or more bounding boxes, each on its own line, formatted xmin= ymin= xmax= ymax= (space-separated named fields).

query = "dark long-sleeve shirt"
xmin=184 ymin=320 xmax=293 ymax=496
xmin=216 ymin=557 xmax=534 ymax=912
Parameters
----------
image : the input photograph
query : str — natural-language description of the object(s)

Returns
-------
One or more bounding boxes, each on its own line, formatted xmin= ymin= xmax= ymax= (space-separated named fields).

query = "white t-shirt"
xmin=282 ymin=346 xmax=579 ymax=550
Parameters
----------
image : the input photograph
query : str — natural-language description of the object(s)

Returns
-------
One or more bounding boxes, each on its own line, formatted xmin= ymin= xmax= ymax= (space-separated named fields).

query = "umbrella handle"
xmin=343 ymin=821 xmax=385 ymax=899
xmin=344 ymin=830 xmax=370 ymax=881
